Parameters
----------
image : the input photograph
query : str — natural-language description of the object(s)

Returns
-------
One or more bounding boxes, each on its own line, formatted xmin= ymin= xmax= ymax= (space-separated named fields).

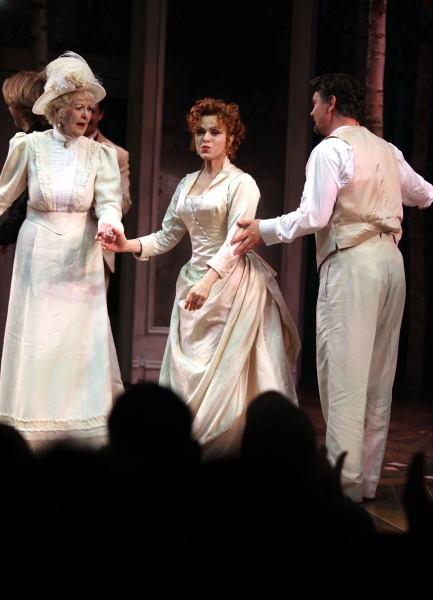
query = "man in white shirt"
xmin=85 ymin=99 xmax=132 ymax=288
xmin=232 ymin=73 xmax=433 ymax=503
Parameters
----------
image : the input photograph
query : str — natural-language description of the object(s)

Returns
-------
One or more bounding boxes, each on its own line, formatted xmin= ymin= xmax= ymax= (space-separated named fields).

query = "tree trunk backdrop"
xmin=365 ymin=0 xmax=387 ymax=136
xmin=30 ymin=0 xmax=48 ymax=72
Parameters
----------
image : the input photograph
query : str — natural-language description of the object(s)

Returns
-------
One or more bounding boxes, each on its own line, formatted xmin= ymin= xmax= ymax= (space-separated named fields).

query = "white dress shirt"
xmin=260 ymin=126 xmax=433 ymax=245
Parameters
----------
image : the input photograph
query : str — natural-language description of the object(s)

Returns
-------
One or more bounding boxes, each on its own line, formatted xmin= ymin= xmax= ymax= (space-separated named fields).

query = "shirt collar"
xmin=329 ymin=125 xmax=352 ymax=136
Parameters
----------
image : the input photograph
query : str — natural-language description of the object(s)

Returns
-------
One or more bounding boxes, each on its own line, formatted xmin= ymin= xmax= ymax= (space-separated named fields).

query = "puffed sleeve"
xmin=0 ymin=133 xmax=28 ymax=218
xmin=135 ymin=178 xmax=187 ymax=261
xmin=207 ymin=173 xmax=260 ymax=278
xmin=94 ymin=142 xmax=124 ymax=232
xmin=117 ymin=147 xmax=132 ymax=216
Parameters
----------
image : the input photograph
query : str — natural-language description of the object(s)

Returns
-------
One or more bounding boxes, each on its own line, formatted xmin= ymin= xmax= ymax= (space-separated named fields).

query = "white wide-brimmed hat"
xmin=33 ymin=51 xmax=106 ymax=115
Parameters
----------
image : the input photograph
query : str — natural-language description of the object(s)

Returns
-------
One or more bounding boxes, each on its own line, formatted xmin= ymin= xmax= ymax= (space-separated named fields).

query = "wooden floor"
xmin=299 ymin=392 xmax=433 ymax=533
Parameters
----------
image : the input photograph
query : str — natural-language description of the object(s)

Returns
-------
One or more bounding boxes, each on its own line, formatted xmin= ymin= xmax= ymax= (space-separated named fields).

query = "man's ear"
xmin=328 ymin=95 xmax=337 ymax=112
xmin=98 ymin=110 xmax=105 ymax=123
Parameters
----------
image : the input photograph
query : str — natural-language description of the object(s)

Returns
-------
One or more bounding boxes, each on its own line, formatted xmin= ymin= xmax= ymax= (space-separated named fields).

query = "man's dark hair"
xmin=310 ymin=73 xmax=366 ymax=124
xmin=97 ymin=98 xmax=106 ymax=112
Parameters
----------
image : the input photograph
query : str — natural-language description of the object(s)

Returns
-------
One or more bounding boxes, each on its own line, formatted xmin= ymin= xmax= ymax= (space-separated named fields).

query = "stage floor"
xmin=299 ymin=392 xmax=433 ymax=533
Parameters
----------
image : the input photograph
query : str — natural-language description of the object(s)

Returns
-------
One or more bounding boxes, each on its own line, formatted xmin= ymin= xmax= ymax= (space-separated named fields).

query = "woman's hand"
xmin=184 ymin=267 xmax=220 ymax=311
xmin=96 ymin=226 xmax=124 ymax=251
xmin=97 ymin=227 xmax=143 ymax=254
xmin=96 ymin=222 xmax=118 ymax=244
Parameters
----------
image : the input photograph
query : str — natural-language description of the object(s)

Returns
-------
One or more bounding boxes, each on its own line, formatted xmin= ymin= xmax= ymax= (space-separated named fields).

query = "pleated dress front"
xmin=0 ymin=130 xmax=124 ymax=448
xmin=136 ymin=159 xmax=300 ymax=460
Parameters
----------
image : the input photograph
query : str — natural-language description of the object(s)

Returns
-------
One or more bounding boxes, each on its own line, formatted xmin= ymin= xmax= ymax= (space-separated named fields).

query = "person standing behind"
xmin=84 ymin=99 xmax=132 ymax=288
xmin=0 ymin=71 xmax=49 ymax=254
xmin=231 ymin=73 xmax=433 ymax=503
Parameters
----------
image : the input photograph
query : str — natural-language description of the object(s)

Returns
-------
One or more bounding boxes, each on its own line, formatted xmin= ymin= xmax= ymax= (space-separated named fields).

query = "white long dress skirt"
xmin=0 ymin=208 xmax=123 ymax=449
xmin=161 ymin=251 xmax=299 ymax=461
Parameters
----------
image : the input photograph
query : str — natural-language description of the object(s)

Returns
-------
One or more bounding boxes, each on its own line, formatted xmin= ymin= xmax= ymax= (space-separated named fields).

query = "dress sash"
xmin=26 ymin=206 xmax=89 ymax=235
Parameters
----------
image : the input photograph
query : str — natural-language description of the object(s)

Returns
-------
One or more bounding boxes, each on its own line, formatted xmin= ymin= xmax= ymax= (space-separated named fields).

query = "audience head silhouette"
xmin=0 ymin=423 xmax=32 ymax=467
xmin=240 ymin=391 xmax=317 ymax=477
xmin=108 ymin=383 xmax=200 ymax=465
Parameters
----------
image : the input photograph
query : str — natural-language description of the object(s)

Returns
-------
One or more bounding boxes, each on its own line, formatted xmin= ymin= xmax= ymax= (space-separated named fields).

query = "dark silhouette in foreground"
xmin=106 ymin=382 xmax=200 ymax=467
xmin=404 ymin=452 xmax=433 ymax=535
xmin=0 ymin=385 xmax=431 ymax=596
xmin=239 ymin=391 xmax=376 ymax=536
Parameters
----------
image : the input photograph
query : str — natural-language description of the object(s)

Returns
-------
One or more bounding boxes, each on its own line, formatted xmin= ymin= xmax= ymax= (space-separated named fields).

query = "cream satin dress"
xmin=0 ymin=130 xmax=124 ymax=448
xmin=136 ymin=159 xmax=300 ymax=460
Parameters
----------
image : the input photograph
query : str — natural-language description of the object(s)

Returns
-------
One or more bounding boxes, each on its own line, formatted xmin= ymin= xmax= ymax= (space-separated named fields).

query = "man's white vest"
xmin=315 ymin=126 xmax=403 ymax=270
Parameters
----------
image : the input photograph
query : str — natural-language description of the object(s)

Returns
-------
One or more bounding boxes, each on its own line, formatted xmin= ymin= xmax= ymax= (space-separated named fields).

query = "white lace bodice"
xmin=52 ymin=129 xmax=79 ymax=212
xmin=185 ymin=194 xmax=203 ymax=219
xmin=136 ymin=161 xmax=261 ymax=280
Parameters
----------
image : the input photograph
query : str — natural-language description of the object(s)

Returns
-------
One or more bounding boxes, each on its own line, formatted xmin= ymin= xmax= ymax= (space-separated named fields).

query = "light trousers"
xmin=317 ymin=234 xmax=405 ymax=503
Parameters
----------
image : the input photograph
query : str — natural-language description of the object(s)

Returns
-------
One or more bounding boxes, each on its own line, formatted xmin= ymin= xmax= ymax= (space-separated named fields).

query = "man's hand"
xmin=231 ymin=219 xmax=263 ymax=256
xmin=0 ymin=245 xmax=9 ymax=256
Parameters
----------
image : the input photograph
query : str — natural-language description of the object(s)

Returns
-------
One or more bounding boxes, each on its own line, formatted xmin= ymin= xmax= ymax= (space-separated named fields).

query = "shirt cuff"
xmin=97 ymin=215 xmax=124 ymax=234
xmin=259 ymin=218 xmax=282 ymax=246
xmin=133 ymin=234 xmax=155 ymax=261
xmin=206 ymin=257 xmax=226 ymax=279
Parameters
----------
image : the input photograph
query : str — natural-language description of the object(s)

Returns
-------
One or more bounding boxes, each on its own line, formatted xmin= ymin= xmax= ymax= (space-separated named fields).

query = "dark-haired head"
xmin=0 ymin=423 xmax=32 ymax=467
xmin=240 ymin=391 xmax=317 ymax=478
xmin=108 ymin=383 xmax=200 ymax=465
xmin=310 ymin=73 xmax=365 ymax=124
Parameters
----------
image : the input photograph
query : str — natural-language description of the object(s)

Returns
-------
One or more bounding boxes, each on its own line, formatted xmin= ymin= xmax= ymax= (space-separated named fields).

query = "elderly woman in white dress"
xmin=101 ymin=98 xmax=300 ymax=460
xmin=0 ymin=52 xmax=124 ymax=449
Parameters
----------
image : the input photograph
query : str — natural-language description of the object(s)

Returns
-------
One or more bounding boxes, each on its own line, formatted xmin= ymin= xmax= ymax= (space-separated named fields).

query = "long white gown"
xmin=136 ymin=159 xmax=300 ymax=460
xmin=0 ymin=130 xmax=124 ymax=448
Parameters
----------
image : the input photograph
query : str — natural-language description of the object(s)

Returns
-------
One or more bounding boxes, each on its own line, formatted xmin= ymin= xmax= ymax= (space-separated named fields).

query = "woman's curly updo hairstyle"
xmin=187 ymin=98 xmax=245 ymax=159
xmin=44 ymin=89 xmax=95 ymax=126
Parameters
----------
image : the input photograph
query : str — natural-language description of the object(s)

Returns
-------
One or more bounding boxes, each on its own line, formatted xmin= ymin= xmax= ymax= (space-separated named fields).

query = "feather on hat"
xmin=32 ymin=51 xmax=105 ymax=115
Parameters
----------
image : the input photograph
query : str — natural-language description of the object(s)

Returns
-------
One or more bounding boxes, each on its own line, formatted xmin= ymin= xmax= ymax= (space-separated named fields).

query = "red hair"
xmin=187 ymin=98 xmax=245 ymax=159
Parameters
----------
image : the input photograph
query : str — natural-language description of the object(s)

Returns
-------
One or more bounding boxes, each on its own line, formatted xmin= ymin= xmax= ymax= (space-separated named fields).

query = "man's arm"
xmin=115 ymin=146 xmax=132 ymax=216
xmin=390 ymin=144 xmax=433 ymax=208
xmin=232 ymin=141 xmax=351 ymax=256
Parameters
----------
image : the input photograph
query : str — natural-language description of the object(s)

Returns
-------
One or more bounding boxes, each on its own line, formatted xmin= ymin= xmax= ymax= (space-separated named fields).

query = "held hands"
xmin=96 ymin=226 xmax=128 ymax=252
xmin=231 ymin=219 xmax=263 ymax=256
xmin=95 ymin=222 xmax=118 ymax=244
xmin=184 ymin=267 xmax=220 ymax=311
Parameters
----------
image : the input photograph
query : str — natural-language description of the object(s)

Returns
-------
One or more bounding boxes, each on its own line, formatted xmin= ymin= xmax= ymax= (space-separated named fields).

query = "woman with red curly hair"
xmin=101 ymin=98 xmax=300 ymax=460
